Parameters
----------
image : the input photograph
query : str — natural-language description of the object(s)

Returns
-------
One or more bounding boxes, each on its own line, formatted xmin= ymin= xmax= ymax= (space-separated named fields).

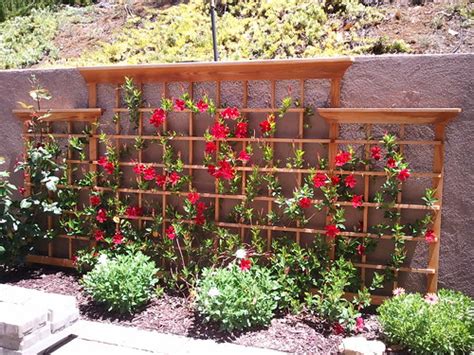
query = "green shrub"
xmin=0 ymin=0 xmax=93 ymax=22
xmin=82 ymin=251 xmax=159 ymax=314
xmin=378 ymin=289 xmax=474 ymax=354
xmin=0 ymin=8 xmax=59 ymax=69
xmin=269 ymin=240 xmax=328 ymax=313
xmin=195 ymin=262 xmax=280 ymax=331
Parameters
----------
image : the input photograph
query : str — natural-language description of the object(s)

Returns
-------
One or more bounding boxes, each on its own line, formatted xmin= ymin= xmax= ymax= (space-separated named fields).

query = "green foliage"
xmin=82 ymin=251 xmax=159 ymax=314
xmin=195 ymin=263 xmax=280 ymax=331
xmin=306 ymin=258 xmax=362 ymax=331
xmin=71 ymin=0 xmax=385 ymax=66
xmin=269 ymin=240 xmax=329 ymax=312
xmin=0 ymin=0 xmax=93 ymax=22
xmin=378 ymin=289 xmax=474 ymax=354
xmin=0 ymin=8 xmax=58 ymax=69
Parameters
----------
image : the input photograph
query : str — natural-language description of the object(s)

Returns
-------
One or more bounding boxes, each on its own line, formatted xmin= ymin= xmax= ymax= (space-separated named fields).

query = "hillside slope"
xmin=0 ymin=0 xmax=472 ymax=69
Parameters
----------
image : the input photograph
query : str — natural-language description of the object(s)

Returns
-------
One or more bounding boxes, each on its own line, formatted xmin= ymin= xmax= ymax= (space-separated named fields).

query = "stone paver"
xmin=60 ymin=320 xmax=284 ymax=355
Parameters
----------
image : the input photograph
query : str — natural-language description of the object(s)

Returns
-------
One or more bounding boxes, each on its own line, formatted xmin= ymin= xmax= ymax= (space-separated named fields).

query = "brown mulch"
xmin=0 ymin=266 xmax=383 ymax=354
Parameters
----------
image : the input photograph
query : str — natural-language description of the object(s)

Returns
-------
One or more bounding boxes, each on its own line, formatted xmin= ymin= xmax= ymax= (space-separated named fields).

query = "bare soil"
xmin=0 ymin=266 xmax=383 ymax=354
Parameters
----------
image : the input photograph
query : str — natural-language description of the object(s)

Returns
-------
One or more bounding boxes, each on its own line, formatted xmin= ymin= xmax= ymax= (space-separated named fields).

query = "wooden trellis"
xmin=13 ymin=58 xmax=460 ymax=302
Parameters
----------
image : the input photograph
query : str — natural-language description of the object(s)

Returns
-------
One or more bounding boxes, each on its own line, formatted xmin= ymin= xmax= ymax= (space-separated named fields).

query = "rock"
xmin=339 ymin=336 xmax=386 ymax=355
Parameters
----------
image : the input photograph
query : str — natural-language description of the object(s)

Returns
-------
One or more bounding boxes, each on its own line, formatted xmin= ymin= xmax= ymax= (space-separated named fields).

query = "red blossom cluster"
xmin=371 ymin=145 xmax=382 ymax=160
xmin=424 ymin=229 xmax=436 ymax=243
xmin=351 ymin=194 xmax=363 ymax=208
xmin=259 ymin=113 xmax=275 ymax=135
xmin=235 ymin=122 xmax=248 ymax=138
xmin=90 ymin=195 xmax=101 ymax=206
xmin=166 ymin=225 xmax=176 ymax=240
xmin=325 ymin=224 xmax=340 ymax=238
xmin=133 ymin=162 xmax=181 ymax=188
xmin=187 ymin=192 xmax=207 ymax=225
xmin=239 ymin=259 xmax=252 ymax=271
xmin=298 ymin=197 xmax=312 ymax=209
xmin=96 ymin=208 xmax=107 ymax=223
xmin=196 ymin=99 xmax=209 ymax=113
xmin=335 ymin=151 xmax=351 ymax=167
xmin=150 ymin=108 xmax=166 ymax=127
xmin=220 ymin=107 xmax=240 ymax=120
xmin=126 ymin=206 xmax=143 ymax=217
xmin=312 ymin=173 xmax=327 ymax=188
xmin=98 ymin=156 xmax=115 ymax=175
xmin=344 ymin=174 xmax=357 ymax=188
xmin=210 ymin=122 xmax=230 ymax=139
xmin=174 ymin=99 xmax=186 ymax=111
xmin=208 ymin=160 xmax=235 ymax=180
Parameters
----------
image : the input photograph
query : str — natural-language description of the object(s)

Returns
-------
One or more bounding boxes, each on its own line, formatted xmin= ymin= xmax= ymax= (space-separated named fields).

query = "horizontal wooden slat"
xmin=78 ymin=58 xmax=354 ymax=84
xmin=26 ymin=255 xmax=74 ymax=268
xmin=13 ymin=109 xmax=104 ymax=122
xmin=318 ymin=108 xmax=461 ymax=124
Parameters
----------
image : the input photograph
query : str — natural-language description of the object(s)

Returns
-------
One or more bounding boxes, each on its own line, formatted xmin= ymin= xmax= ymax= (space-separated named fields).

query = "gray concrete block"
xmin=0 ymin=303 xmax=48 ymax=339
xmin=0 ymin=325 xmax=50 ymax=351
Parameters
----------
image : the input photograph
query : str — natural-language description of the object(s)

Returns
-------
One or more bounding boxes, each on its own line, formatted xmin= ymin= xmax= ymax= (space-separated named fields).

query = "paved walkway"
xmin=49 ymin=320 xmax=283 ymax=354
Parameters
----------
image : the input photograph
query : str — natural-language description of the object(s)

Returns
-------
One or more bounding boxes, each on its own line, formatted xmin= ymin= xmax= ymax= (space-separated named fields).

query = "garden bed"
xmin=0 ymin=266 xmax=383 ymax=354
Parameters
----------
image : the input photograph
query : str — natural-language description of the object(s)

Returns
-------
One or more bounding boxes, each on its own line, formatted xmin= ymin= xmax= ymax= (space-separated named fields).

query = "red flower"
xmin=325 ymin=224 xmax=340 ymax=238
xmin=96 ymin=208 xmax=107 ymax=223
xmin=332 ymin=322 xmax=345 ymax=335
xmin=196 ymin=100 xmax=209 ymax=113
xmin=126 ymin=206 xmax=143 ymax=217
xmin=143 ymin=167 xmax=156 ymax=181
xmin=237 ymin=150 xmax=251 ymax=163
xmin=98 ymin=156 xmax=114 ymax=175
xmin=352 ymin=194 xmax=363 ymax=208
xmin=212 ymin=160 xmax=235 ymax=180
xmin=133 ymin=163 xmax=145 ymax=175
xmin=239 ymin=259 xmax=252 ymax=271
xmin=344 ymin=174 xmax=357 ymax=188
xmin=397 ymin=168 xmax=410 ymax=182
xmin=356 ymin=244 xmax=365 ymax=256
xmin=425 ymin=229 xmax=436 ymax=243
xmin=205 ymin=141 xmax=217 ymax=154
xmin=298 ymin=197 xmax=312 ymax=209
xmin=220 ymin=107 xmax=240 ymax=120
xmin=235 ymin=121 xmax=248 ymax=138
xmin=112 ymin=231 xmax=124 ymax=245
xmin=174 ymin=99 xmax=185 ymax=111
xmin=335 ymin=151 xmax=351 ymax=167
xmin=90 ymin=195 xmax=101 ymax=206
xmin=71 ymin=255 xmax=77 ymax=265
xmin=259 ymin=120 xmax=271 ymax=133
xmin=331 ymin=175 xmax=340 ymax=185
xmin=207 ymin=164 xmax=216 ymax=175
xmin=187 ymin=192 xmax=200 ymax=204
xmin=210 ymin=122 xmax=230 ymax=139
xmin=150 ymin=108 xmax=166 ymax=127
xmin=156 ymin=174 xmax=167 ymax=188
xmin=166 ymin=225 xmax=176 ymax=240
xmin=168 ymin=172 xmax=181 ymax=186
xmin=371 ymin=146 xmax=382 ymax=160
xmin=313 ymin=173 xmax=327 ymax=188
xmin=196 ymin=201 xmax=207 ymax=214
xmin=194 ymin=213 xmax=205 ymax=225
xmin=94 ymin=230 xmax=105 ymax=241
xmin=19 ymin=187 xmax=26 ymax=196
xmin=386 ymin=157 xmax=397 ymax=169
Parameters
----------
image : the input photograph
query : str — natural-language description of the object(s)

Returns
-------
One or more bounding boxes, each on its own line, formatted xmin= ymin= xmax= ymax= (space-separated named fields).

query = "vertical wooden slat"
xmin=138 ymin=83 xmax=144 ymax=231
xmin=327 ymin=122 xmax=339 ymax=260
xmin=240 ymin=81 xmax=248 ymax=242
xmin=361 ymin=124 xmax=372 ymax=287
xmin=295 ymin=80 xmax=304 ymax=245
xmin=267 ymin=80 xmax=276 ymax=250
xmin=188 ymin=82 xmax=194 ymax=185
xmin=393 ymin=124 xmax=405 ymax=291
xmin=427 ymin=123 xmax=445 ymax=292
xmin=162 ymin=82 xmax=168 ymax=239
xmin=67 ymin=121 xmax=73 ymax=260
xmin=214 ymin=81 xmax=221 ymax=248
xmin=114 ymin=84 xmax=121 ymax=235
xmin=330 ymin=78 xmax=341 ymax=107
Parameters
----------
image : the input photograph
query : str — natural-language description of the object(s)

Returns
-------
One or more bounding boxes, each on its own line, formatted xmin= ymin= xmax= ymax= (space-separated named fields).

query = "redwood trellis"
xmin=13 ymin=58 xmax=460 ymax=303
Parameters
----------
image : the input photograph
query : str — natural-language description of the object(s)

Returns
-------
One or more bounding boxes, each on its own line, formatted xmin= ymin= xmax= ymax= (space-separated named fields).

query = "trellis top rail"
xmin=78 ymin=57 xmax=354 ymax=83
xmin=318 ymin=108 xmax=461 ymax=125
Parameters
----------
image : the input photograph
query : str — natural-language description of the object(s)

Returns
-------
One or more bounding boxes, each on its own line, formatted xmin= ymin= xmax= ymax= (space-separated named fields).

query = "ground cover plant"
xmin=378 ymin=288 xmax=474 ymax=354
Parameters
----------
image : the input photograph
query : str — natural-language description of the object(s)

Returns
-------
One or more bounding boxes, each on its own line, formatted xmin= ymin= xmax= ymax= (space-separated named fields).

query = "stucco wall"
xmin=0 ymin=54 xmax=472 ymax=296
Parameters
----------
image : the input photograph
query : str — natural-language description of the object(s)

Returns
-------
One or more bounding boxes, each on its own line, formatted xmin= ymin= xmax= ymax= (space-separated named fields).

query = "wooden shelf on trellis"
xmin=13 ymin=108 xmax=104 ymax=122
xmin=318 ymin=108 xmax=461 ymax=124
xmin=78 ymin=57 xmax=354 ymax=83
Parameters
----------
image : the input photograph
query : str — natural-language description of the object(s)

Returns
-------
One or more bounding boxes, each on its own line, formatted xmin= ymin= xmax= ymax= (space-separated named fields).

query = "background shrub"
xmin=82 ymin=251 xmax=158 ymax=314
xmin=378 ymin=289 xmax=474 ymax=354
xmin=195 ymin=263 xmax=280 ymax=331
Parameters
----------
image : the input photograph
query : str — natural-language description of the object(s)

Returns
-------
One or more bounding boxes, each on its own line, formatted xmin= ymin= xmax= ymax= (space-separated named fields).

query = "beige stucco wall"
xmin=0 ymin=54 xmax=472 ymax=296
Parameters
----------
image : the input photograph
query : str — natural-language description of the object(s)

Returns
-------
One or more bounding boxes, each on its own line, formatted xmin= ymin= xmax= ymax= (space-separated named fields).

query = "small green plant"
xmin=269 ymin=240 xmax=328 ymax=312
xmin=82 ymin=251 xmax=159 ymax=314
xmin=378 ymin=289 xmax=474 ymax=354
xmin=195 ymin=262 xmax=280 ymax=331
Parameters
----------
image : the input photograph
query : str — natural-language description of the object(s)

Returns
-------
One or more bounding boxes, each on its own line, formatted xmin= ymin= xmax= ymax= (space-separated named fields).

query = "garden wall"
xmin=0 ymin=53 xmax=472 ymax=296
